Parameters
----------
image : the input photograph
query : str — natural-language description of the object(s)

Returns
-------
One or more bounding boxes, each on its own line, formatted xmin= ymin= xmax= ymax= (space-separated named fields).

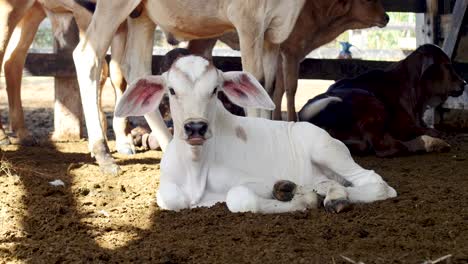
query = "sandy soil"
xmin=0 ymin=78 xmax=467 ymax=263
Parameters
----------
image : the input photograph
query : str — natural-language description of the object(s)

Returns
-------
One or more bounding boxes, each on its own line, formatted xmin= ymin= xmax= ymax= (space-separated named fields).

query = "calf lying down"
xmin=115 ymin=55 xmax=396 ymax=213
xmin=298 ymin=44 xmax=466 ymax=157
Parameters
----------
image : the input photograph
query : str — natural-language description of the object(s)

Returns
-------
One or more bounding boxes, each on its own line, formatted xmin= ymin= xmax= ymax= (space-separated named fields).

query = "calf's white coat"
xmin=116 ymin=56 xmax=397 ymax=213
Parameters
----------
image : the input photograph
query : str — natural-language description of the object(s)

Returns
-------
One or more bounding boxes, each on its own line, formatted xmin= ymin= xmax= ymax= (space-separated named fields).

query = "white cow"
xmin=115 ymin=55 xmax=397 ymax=213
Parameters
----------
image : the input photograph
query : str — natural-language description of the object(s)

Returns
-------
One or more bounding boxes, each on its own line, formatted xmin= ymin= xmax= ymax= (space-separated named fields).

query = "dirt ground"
xmin=0 ymin=78 xmax=467 ymax=263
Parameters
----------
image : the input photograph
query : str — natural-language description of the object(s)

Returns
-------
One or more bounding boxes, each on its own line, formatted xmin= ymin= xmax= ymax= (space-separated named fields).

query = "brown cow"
xmin=298 ymin=44 xmax=466 ymax=157
xmin=207 ymin=0 xmax=389 ymax=121
xmin=272 ymin=0 xmax=389 ymax=121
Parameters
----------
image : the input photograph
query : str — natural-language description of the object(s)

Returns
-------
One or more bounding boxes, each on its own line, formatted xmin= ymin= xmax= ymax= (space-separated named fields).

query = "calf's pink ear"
xmin=221 ymin=71 xmax=275 ymax=110
xmin=115 ymin=76 xmax=165 ymax=117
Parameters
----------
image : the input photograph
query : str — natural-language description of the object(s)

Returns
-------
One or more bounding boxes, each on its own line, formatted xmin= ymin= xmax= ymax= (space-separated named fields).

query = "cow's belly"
xmin=146 ymin=0 xmax=235 ymax=40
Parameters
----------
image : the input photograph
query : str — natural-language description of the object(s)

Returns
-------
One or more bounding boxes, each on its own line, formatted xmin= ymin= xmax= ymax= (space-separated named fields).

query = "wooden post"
xmin=416 ymin=0 xmax=439 ymax=46
xmin=51 ymin=18 xmax=83 ymax=141
xmin=442 ymin=0 xmax=468 ymax=58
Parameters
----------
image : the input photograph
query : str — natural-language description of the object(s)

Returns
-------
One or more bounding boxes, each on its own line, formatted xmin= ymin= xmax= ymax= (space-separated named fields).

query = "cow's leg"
xmin=73 ymin=0 xmax=140 ymax=175
xmin=272 ymin=56 xmax=284 ymax=120
xmin=3 ymin=2 xmax=45 ymax=146
xmin=226 ymin=183 xmax=317 ymax=214
xmin=282 ymin=54 xmax=300 ymax=121
xmin=187 ymin=38 xmax=217 ymax=61
xmin=230 ymin=19 xmax=265 ymax=118
xmin=295 ymin=123 xmax=397 ymax=203
xmin=356 ymin=108 xmax=410 ymax=157
xmin=403 ymin=135 xmax=451 ymax=153
xmin=109 ymin=23 xmax=134 ymax=155
xmin=122 ymin=11 xmax=172 ymax=152
xmin=259 ymin=41 xmax=280 ymax=119
xmin=0 ymin=0 xmax=34 ymax=145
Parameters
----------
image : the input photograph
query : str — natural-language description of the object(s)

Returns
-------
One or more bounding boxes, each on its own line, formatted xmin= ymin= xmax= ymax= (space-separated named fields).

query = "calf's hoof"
xmin=421 ymin=135 xmax=451 ymax=153
xmin=324 ymin=199 xmax=351 ymax=213
xmin=273 ymin=180 xmax=297 ymax=202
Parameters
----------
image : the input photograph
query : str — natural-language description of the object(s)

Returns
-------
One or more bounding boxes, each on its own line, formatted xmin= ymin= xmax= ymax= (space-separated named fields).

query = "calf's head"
xmin=331 ymin=0 xmax=389 ymax=28
xmin=414 ymin=45 xmax=466 ymax=101
xmin=115 ymin=55 xmax=274 ymax=146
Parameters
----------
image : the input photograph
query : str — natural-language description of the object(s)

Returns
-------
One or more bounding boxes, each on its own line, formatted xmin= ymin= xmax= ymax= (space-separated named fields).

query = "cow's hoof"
xmin=324 ymin=199 xmax=351 ymax=213
xmin=93 ymin=140 xmax=121 ymax=176
xmin=0 ymin=129 xmax=10 ymax=145
xmin=19 ymin=136 xmax=38 ymax=146
xmin=116 ymin=140 xmax=136 ymax=155
xmin=117 ymin=146 xmax=135 ymax=155
xmin=99 ymin=162 xmax=121 ymax=176
xmin=96 ymin=154 xmax=121 ymax=176
xmin=273 ymin=180 xmax=297 ymax=202
xmin=131 ymin=126 xmax=150 ymax=147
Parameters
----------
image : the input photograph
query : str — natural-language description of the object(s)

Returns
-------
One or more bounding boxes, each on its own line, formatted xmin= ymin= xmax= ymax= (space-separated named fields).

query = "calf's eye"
xmin=212 ymin=87 xmax=218 ymax=96
xmin=169 ymin=88 xmax=176 ymax=96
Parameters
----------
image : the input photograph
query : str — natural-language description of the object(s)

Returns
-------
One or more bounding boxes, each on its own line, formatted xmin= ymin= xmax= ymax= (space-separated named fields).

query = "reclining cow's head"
xmin=331 ymin=0 xmax=389 ymax=28
xmin=115 ymin=55 xmax=274 ymax=146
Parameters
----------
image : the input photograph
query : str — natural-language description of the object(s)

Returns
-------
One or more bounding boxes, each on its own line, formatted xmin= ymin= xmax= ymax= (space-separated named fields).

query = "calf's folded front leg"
xmin=156 ymin=182 xmax=190 ymax=211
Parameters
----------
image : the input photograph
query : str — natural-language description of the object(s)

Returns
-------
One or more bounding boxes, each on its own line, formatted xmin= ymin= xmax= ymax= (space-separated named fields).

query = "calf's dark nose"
xmin=184 ymin=122 xmax=208 ymax=137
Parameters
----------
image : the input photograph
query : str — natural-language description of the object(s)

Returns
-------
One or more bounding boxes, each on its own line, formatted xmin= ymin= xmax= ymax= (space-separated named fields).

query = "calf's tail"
xmin=298 ymin=96 xmax=342 ymax=121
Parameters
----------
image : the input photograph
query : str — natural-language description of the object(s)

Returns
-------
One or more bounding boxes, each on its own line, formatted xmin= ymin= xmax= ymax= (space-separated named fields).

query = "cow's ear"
xmin=115 ymin=76 xmax=165 ymax=117
xmin=329 ymin=0 xmax=352 ymax=17
xmin=420 ymin=57 xmax=435 ymax=78
xmin=221 ymin=71 xmax=275 ymax=110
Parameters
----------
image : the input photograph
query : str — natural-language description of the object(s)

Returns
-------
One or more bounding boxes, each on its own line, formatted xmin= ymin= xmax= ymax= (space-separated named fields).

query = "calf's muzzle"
xmin=184 ymin=121 xmax=209 ymax=145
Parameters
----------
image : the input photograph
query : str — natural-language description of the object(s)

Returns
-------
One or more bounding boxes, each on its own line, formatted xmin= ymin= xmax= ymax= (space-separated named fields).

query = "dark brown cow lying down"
xmin=298 ymin=44 xmax=466 ymax=157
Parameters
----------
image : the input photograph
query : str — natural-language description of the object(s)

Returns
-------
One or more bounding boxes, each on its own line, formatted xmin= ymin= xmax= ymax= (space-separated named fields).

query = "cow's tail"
xmin=298 ymin=96 xmax=342 ymax=121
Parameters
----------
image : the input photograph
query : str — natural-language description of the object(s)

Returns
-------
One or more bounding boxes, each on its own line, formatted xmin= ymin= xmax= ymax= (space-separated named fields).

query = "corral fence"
xmin=17 ymin=0 xmax=468 ymax=139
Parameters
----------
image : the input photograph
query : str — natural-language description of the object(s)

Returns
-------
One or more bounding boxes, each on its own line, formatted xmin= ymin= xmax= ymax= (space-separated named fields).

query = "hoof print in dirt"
xmin=324 ymin=199 xmax=351 ymax=213
xmin=272 ymin=180 xmax=297 ymax=202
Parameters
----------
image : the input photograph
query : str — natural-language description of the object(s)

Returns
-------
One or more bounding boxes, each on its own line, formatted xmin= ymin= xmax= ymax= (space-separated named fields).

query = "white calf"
xmin=115 ymin=55 xmax=397 ymax=213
